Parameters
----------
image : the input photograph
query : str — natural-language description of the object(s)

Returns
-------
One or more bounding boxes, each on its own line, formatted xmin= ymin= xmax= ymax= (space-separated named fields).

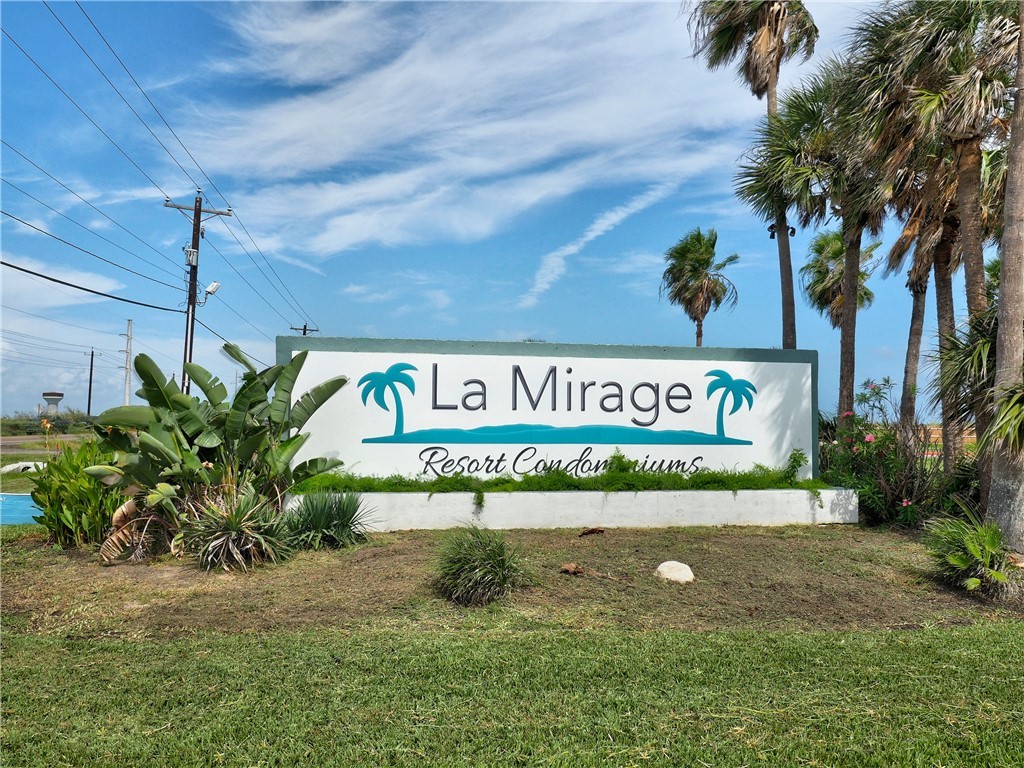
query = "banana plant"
xmin=87 ymin=343 xmax=348 ymax=562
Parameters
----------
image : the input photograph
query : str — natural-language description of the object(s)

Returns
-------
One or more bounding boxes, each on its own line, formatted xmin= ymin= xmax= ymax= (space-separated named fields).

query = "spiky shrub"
xmin=434 ymin=526 xmax=529 ymax=607
xmin=30 ymin=441 xmax=123 ymax=547
xmin=288 ymin=492 xmax=369 ymax=550
xmin=181 ymin=488 xmax=291 ymax=572
xmin=924 ymin=508 xmax=1011 ymax=596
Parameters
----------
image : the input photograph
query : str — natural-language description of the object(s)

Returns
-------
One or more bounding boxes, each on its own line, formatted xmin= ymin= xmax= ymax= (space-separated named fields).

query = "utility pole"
xmin=120 ymin=319 xmax=133 ymax=406
xmin=84 ymin=348 xmax=100 ymax=416
xmin=290 ymin=323 xmax=319 ymax=336
xmin=164 ymin=189 xmax=231 ymax=394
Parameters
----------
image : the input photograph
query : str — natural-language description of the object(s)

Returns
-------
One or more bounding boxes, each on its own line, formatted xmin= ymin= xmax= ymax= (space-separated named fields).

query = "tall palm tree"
xmin=800 ymin=229 xmax=878 ymax=329
xmin=689 ymin=0 xmax=818 ymax=350
xmin=737 ymin=59 xmax=888 ymax=419
xmin=988 ymin=1 xmax=1024 ymax=551
xmin=851 ymin=0 xmax=1017 ymax=323
xmin=660 ymin=228 xmax=739 ymax=347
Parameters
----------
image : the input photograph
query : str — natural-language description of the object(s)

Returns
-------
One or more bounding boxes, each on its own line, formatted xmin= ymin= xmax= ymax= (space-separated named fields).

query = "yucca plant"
xmin=924 ymin=505 xmax=1011 ymax=596
xmin=181 ymin=487 xmax=291 ymax=572
xmin=434 ymin=525 xmax=529 ymax=607
xmin=287 ymin=491 xmax=369 ymax=550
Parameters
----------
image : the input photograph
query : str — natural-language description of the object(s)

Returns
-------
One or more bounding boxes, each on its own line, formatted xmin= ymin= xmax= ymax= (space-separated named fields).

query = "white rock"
xmin=656 ymin=561 xmax=694 ymax=584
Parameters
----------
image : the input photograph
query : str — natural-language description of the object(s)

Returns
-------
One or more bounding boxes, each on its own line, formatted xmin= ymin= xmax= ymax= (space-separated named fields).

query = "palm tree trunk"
xmin=838 ymin=218 xmax=863 ymax=422
xmin=988 ymin=4 xmax=1024 ymax=551
xmin=955 ymin=136 xmax=989 ymax=320
xmin=933 ymin=221 xmax=963 ymax=471
xmin=768 ymin=69 xmax=797 ymax=350
xmin=695 ymin=318 xmax=704 ymax=348
xmin=899 ymin=273 xmax=930 ymax=429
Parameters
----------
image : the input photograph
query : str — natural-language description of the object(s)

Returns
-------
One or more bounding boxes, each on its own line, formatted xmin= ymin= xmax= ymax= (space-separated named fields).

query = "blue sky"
xmin=1 ymin=1 xmax=967 ymax=419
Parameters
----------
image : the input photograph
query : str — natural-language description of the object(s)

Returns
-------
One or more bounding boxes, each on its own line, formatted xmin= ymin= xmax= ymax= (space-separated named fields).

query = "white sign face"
xmin=284 ymin=340 xmax=818 ymax=479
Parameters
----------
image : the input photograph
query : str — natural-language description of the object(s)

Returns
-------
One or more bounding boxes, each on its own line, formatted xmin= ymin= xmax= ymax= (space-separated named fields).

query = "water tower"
xmin=41 ymin=391 xmax=63 ymax=417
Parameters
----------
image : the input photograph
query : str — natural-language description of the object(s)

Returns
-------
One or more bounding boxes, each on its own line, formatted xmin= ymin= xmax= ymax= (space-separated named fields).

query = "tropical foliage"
xmin=86 ymin=344 xmax=348 ymax=566
xmin=286 ymin=491 xmax=370 ymax=550
xmin=30 ymin=441 xmax=123 ymax=548
xmin=660 ymin=228 xmax=739 ymax=347
xmin=924 ymin=506 xmax=1012 ymax=596
xmin=800 ymin=229 xmax=878 ymax=329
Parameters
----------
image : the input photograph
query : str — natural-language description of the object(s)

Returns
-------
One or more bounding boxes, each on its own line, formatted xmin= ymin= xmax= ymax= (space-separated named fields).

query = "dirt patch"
xmin=2 ymin=526 xmax=1021 ymax=639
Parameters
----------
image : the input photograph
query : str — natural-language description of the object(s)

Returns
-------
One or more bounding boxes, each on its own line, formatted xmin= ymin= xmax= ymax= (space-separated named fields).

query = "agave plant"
xmin=287 ymin=491 xmax=369 ymax=550
xmin=181 ymin=486 xmax=292 ymax=572
xmin=87 ymin=343 xmax=348 ymax=564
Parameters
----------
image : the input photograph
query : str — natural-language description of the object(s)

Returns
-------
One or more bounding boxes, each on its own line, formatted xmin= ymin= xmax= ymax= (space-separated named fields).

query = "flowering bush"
xmin=821 ymin=378 xmax=950 ymax=525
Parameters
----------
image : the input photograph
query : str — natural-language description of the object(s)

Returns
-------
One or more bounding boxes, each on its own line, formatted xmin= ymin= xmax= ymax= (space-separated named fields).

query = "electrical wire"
xmin=42 ymin=1 xmax=201 ymax=191
xmin=1 ymin=261 xmax=186 ymax=313
xmin=2 ymin=179 xmax=181 ymax=281
xmin=1 ymin=329 xmax=121 ymax=353
xmin=74 ymin=1 xmax=319 ymax=328
xmin=194 ymin=318 xmax=270 ymax=368
xmin=1 ymin=210 xmax=183 ymax=290
xmin=203 ymin=238 xmax=293 ymax=325
xmin=1 ymin=140 xmax=179 ymax=270
xmin=208 ymin=294 xmax=274 ymax=342
xmin=1 ymin=27 xmax=171 ymax=200
xmin=1 ymin=304 xmax=124 ymax=336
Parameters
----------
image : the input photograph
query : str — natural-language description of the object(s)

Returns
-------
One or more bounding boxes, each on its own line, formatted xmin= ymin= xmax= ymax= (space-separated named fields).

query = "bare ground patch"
xmin=2 ymin=525 xmax=1020 ymax=639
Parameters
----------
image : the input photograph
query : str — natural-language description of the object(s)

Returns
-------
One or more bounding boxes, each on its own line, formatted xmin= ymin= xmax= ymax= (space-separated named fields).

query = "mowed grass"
xmin=2 ymin=524 xmax=1023 ymax=766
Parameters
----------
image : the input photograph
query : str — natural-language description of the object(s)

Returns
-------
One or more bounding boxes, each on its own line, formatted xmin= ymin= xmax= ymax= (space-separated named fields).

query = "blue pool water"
xmin=0 ymin=494 xmax=41 ymax=525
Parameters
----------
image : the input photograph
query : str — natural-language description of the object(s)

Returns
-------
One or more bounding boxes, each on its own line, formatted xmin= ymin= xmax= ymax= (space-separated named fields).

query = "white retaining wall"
xmin=304 ymin=489 xmax=858 ymax=531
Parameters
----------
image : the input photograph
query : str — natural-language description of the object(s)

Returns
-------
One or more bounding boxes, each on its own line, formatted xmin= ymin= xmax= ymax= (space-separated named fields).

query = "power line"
xmin=204 ymin=238 xmax=293 ymax=325
xmin=2 ymin=304 xmax=124 ymax=337
xmin=0 ymin=27 xmax=170 ymax=200
xmin=2 ymin=328 xmax=121 ymax=353
xmin=194 ymin=318 xmax=270 ymax=368
xmin=1 ymin=140 xmax=179 ymax=270
xmin=1 ymin=260 xmax=186 ymax=313
xmin=43 ymin=1 xmax=201 ymax=191
xmin=1 ymin=209 xmax=183 ymax=290
xmin=2 ymin=179 xmax=181 ymax=281
xmin=209 ymin=295 xmax=274 ymax=342
xmin=74 ymin=1 xmax=318 ymax=327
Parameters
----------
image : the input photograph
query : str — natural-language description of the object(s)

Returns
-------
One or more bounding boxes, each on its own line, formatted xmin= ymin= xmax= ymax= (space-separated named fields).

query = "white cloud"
xmin=518 ymin=181 xmax=678 ymax=308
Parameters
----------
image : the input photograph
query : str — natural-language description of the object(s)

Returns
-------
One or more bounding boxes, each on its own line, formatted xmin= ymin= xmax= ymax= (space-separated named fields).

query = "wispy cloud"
xmin=518 ymin=182 xmax=678 ymax=308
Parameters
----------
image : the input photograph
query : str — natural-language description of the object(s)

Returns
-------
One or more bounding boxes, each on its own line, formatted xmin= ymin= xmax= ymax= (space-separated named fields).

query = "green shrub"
xmin=924 ymin=507 xmax=1011 ymax=596
xmin=820 ymin=378 xmax=949 ymax=525
xmin=30 ymin=441 xmax=123 ymax=547
xmin=287 ymin=491 xmax=369 ymax=550
xmin=435 ymin=526 xmax=529 ymax=606
xmin=181 ymin=488 xmax=291 ymax=571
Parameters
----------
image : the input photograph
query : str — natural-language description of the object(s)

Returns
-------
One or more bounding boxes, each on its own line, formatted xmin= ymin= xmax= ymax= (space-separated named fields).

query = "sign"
xmin=280 ymin=338 xmax=819 ymax=479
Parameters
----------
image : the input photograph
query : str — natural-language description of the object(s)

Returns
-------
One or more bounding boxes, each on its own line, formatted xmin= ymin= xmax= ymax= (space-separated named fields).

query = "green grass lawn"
xmin=2 ymin=524 xmax=1022 ymax=767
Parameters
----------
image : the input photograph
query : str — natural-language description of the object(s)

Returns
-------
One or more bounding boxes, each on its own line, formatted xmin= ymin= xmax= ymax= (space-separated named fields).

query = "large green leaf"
xmin=269 ymin=351 xmax=307 ymax=429
xmin=134 ymin=354 xmax=179 ymax=411
xmin=222 ymin=342 xmax=257 ymax=375
xmin=267 ymin=433 xmax=308 ymax=476
xmin=291 ymin=456 xmax=343 ymax=486
xmin=226 ymin=381 xmax=260 ymax=443
xmin=96 ymin=406 xmax=157 ymax=430
xmin=235 ymin=426 xmax=269 ymax=467
xmin=291 ymin=376 xmax=348 ymax=432
xmin=138 ymin=430 xmax=182 ymax=468
xmin=184 ymin=362 xmax=229 ymax=407
xmin=84 ymin=464 xmax=125 ymax=482
xmin=194 ymin=429 xmax=224 ymax=449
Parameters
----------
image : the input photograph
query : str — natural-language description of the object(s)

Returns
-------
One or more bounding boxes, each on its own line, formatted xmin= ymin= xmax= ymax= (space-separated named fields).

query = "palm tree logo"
xmin=358 ymin=363 xmax=418 ymax=436
xmin=706 ymin=370 xmax=756 ymax=439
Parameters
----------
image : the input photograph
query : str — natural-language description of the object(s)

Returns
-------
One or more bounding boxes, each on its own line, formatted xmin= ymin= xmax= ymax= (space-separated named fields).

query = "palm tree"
xmin=988 ymin=4 xmax=1024 ymax=551
xmin=689 ymin=0 xmax=818 ymax=350
xmin=800 ymin=229 xmax=878 ymax=329
xmin=705 ymin=369 xmax=757 ymax=438
xmin=851 ymin=0 xmax=1016 ymax=323
xmin=737 ymin=59 xmax=888 ymax=420
xmin=660 ymin=228 xmax=739 ymax=347
xmin=357 ymin=363 xmax=417 ymax=436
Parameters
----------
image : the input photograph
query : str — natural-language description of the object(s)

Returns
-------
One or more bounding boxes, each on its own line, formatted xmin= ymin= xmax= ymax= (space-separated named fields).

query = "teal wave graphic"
xmin=363 ymin=423 xmax=751 ymax=446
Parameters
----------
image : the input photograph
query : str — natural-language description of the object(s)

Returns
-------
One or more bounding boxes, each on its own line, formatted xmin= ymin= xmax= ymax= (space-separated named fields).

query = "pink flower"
xmin=842 ymin=411 xmax=854 ymax=417
xmin=864 ymin=433 xmax=876 ymax=443
xmin=853 ymin=446 xmax=860 ymax=453
xmin=902 ymin=499 xmax=912 ymax=507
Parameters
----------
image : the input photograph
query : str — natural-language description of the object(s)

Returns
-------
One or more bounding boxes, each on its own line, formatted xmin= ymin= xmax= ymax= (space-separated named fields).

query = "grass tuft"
xmin=435 ymin=525 xmax=530 ymax=606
